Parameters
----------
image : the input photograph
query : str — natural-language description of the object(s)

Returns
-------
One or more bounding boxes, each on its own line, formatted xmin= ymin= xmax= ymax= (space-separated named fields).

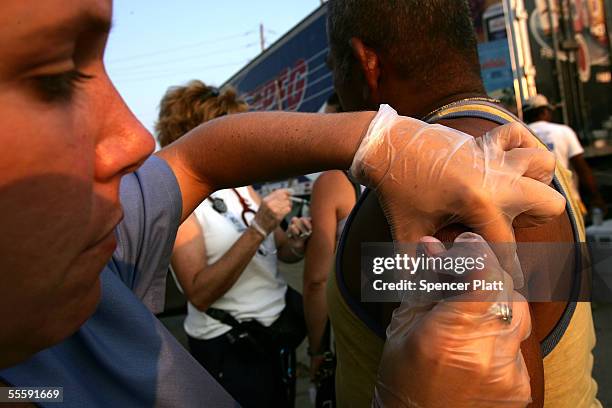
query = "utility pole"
xmin=545 ymin=0 xmax=570 ymax=126
xmin=259 ymin=23 xmax=265 ymax=52
xmin=502 ymin=0 xmax=537 ymax=118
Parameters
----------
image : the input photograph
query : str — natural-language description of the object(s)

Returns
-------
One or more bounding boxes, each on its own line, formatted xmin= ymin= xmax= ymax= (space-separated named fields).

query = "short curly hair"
xmin=155 ymin=80 xmax=249 ymax=147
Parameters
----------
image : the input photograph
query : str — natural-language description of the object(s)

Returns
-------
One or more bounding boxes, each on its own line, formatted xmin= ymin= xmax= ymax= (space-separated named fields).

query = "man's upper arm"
xmin=523 ymin=306 xmax=545 ymax=408
xmin=304 ymin=172 xmax=342 ymax=283
xmin=112 ymin=156 xmax=183 ymax=313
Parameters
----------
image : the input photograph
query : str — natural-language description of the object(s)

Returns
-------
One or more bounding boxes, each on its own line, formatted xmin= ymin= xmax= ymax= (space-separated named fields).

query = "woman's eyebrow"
xmin=1 ymin=11 xmax=112 ymax=74
xmin=63 ymin=12 xmax=113 ymax=36
xmin=86 ymin=14 xmax=113 ymax=34
xmin=21 ymin=11 xmax=112 ymax=43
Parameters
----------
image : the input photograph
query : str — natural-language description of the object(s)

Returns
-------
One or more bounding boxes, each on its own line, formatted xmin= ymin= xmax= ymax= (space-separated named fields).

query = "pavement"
xmin=160 ymin=259 xmax=612 ymax=407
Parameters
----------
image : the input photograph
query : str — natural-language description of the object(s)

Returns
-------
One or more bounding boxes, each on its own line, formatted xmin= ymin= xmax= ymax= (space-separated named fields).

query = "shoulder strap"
xmin=422 ymin=99 xmax=520 ymax=124
xmin=206 ymin=307 xmax=242 ymax=329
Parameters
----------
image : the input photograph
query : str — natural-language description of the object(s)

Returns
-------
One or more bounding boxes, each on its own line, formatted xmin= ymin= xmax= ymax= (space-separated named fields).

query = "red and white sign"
xmin=246 ymin=59 xmax=308 ymax=111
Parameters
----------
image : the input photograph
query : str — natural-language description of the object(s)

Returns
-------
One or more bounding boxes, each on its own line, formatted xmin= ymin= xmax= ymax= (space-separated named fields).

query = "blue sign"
xmin=478 ymin=39 xmax=514 ymax=95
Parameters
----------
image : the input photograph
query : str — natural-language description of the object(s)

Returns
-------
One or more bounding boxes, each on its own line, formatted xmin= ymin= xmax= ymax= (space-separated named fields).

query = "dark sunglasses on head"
xmin=206 ymin=87 xmax=220 ymax=98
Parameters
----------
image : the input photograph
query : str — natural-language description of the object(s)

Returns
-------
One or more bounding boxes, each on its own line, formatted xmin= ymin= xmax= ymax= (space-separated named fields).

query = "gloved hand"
xmin=350 ymin=105 xmax=564 ymax=244
xmin=373 ymin=233 xmax=532 ymax=408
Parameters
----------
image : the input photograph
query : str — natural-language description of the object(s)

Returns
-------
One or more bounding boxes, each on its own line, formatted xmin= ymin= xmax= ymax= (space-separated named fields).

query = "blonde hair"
xmin=155 ymin=80 xmax=248 ymax=147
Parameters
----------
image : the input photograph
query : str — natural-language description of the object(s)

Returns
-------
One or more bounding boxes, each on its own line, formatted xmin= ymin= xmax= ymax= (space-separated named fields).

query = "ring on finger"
xmin=490 ymin=302 xmax=513 ymax=324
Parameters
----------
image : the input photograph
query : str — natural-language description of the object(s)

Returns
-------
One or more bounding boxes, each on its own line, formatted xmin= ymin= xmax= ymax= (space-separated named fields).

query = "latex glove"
xmin=373 ymin=233 xmax=531 ymax=408
xmin=350 ymin=105 xmax=564 ymax=243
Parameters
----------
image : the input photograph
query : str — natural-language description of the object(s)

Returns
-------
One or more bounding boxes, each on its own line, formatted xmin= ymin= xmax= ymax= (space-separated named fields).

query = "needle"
xmin=290 ymin=197 xmax=309 ymax=204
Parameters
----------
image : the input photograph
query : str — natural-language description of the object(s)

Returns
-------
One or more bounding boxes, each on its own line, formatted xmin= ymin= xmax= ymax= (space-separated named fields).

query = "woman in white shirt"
xmin=156 ymin=80 xmax=312 ymax=407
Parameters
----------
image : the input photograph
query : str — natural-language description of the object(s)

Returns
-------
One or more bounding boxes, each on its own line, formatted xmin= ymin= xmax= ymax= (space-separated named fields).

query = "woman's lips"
xmin=85 ymin=211 xmax=123 ymax=255
xmin=84 ymin=228 xmax=117 ymax=256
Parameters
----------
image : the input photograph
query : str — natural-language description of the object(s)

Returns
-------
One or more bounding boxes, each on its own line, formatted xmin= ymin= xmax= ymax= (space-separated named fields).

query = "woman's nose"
xmin=94 ymin=82 xmax=155 ymax=182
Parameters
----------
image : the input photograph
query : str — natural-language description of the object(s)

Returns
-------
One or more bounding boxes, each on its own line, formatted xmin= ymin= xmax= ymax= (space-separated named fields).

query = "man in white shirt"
xmin=524 ymin=94 xmax=606 ymax=213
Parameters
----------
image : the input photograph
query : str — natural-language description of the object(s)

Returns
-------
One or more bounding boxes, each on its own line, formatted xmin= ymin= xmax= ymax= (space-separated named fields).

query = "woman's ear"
xmin=349 ymin=37 xmax=381 ymax=105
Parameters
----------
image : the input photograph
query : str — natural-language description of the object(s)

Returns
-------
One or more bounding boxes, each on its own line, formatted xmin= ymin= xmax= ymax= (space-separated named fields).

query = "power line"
xmin=112 ymin=60 xmax=250 ymax=84
xmin=110 ymin=51 xmax=259 ymax=79
xmin=106 ymin=29 xmax=257 ymax=64
xmin=109 ymin=43 xmax=258 ymax=75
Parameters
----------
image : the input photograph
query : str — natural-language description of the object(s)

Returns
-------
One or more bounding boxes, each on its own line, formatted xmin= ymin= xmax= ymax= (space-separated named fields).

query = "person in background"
xmin=524 ymin=94 xmax=606 ymax=214
xmin=303 ymin=93 xmax=359 ymax=407
xmin=156 ymin=81 xmax=311 ymax=408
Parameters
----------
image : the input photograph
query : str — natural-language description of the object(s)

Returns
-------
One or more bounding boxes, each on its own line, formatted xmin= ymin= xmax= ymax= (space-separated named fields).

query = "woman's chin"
xmin=4 ymin=280 xmax=102 ymax=369
xmin=40 ymin=278 xmax=102 ymax=351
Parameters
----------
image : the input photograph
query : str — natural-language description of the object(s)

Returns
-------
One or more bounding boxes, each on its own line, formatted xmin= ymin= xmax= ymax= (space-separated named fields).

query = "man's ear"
xmin=349 ymin=37 xmax=381 ymax=104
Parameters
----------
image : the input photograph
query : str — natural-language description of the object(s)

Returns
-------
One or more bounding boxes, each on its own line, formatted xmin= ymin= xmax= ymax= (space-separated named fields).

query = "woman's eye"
xmin=32 ymin=70 xmax=93 ymax=102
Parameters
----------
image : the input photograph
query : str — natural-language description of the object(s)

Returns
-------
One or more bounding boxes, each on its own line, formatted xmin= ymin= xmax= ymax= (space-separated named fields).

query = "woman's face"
xmin=0 ymin=0 xmax=155 ymax=366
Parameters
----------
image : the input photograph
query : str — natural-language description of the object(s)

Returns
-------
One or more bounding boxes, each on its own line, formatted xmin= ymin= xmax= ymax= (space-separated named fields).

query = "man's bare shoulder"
xmin=313 ymin=170 xmax=350 ymax=189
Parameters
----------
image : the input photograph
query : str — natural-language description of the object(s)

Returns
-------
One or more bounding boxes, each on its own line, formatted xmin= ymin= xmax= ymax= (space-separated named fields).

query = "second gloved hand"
xmin=373 ymin=233 xmax=532 ymax=408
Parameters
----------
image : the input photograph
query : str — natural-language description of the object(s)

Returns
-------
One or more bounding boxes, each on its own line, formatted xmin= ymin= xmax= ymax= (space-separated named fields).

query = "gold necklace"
xmin=423 ymin=96 xmax=500 ymax=120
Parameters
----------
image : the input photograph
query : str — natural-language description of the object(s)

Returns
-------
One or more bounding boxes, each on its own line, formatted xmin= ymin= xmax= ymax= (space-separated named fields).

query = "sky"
xmin=105 ymin=1 xmax=321 ymax=133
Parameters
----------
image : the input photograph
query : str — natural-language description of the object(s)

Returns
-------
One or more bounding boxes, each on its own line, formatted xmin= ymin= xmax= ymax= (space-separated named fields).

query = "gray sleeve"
xmin=112 ymin=155 xmax=183 ymax=314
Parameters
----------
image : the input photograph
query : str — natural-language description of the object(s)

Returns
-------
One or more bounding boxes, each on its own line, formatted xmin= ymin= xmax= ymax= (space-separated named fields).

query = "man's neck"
xmin=392 ymin=90 xmax=490 ymax=120
xmin=383 ymin=84 xmax=504 ymax=139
